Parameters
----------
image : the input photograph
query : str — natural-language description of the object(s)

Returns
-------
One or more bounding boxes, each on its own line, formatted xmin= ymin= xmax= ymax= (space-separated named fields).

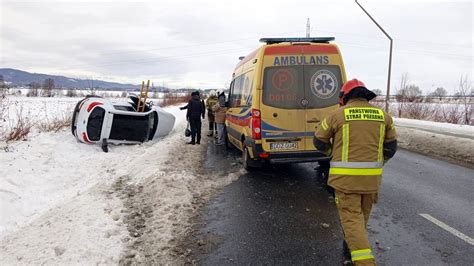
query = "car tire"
xmin=243 ymin=145 xmax=260 ymax=171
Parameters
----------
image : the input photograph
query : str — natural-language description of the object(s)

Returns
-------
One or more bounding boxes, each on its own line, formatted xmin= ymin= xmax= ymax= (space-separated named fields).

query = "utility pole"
xmin=306 ymin=18 xmax=311 ymax=37
xmin=355 ymin=0 xmax=393 ymax=112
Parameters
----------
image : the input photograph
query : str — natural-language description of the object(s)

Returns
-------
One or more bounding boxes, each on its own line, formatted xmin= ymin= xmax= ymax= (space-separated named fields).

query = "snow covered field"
xmin=0 ymin=98 xmax=241 ymax=264
xmin=2 ymin=96 xmax=167 ymax=134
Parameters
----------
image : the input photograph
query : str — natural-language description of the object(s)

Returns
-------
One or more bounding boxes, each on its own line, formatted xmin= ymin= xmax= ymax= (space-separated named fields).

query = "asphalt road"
xmin=187 ymin=144 xmax=474 ymax=265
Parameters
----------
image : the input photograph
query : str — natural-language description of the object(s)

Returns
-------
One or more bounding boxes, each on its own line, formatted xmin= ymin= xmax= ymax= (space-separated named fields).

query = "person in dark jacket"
xmin=186 ymin=91 xmax=205 ymax=145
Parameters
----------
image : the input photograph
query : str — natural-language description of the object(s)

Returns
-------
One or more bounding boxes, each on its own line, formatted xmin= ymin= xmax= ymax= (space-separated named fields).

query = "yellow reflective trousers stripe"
xmin=329 ymin=167 xmax=383 ymax=175
xmin=351 ymin=248 xmax=374 ymax=262
xmin=378 ymin=124 xmax=385 ymax=163
xmin=342 ymin=124 xmax=349 ymax=162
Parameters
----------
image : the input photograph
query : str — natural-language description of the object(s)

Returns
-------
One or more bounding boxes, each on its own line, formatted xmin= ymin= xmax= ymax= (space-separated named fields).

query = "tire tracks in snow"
xmin=112 ymin=134 xmax=242 ymax=264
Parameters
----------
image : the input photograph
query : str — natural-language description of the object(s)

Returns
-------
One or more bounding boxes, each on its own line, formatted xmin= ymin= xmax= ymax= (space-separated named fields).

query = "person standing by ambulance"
xmin=205 ymin=91 xmax=218 ymax=137
xmin=314 ymin=79 xmax=397 ymax=265
xmin=212 ymin=91 xmax=228 ymax=145
xmin=186 ymin=91 xmax=205 ymax=145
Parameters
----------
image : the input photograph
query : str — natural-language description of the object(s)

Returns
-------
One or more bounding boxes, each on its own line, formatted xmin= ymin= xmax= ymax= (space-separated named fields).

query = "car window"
xmin=114 ymin=105 xmax=135 ymax=111
xmin=87 ymin=107 xmax=105 ymax=141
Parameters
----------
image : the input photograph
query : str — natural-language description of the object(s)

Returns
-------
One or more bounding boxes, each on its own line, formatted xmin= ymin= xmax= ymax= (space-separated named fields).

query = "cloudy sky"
xmin=0 ymin=0 xmax=472 ymax=93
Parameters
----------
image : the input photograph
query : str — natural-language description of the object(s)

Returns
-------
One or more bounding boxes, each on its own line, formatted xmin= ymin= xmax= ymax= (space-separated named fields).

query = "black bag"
xmin=185 ymin=122 xmax=191 ymax=137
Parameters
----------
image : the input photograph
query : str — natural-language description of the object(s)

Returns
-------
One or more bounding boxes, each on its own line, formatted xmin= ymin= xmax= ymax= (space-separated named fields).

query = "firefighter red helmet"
xmin=339 ymin=79 xmax=367 ymax=106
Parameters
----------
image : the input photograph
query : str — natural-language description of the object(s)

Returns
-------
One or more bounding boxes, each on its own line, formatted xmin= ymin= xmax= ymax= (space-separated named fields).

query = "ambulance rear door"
xmin=260 ymin=55 xmax=307 ymax=153
xmin=302 ymin=47 xmax=344 ymax=151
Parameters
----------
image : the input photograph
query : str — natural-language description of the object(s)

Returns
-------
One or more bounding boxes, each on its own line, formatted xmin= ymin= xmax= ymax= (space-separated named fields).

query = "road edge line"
xmin=419 ymin=213 xmax=474 ymax=246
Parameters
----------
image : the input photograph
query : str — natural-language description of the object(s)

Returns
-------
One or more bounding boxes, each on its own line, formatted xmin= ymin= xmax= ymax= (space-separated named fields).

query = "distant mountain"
xmin=0 ymin=68 xmax=143 ymax=90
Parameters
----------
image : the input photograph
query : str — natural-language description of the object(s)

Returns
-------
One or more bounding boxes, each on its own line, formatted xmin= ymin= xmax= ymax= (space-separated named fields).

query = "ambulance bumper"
xmin=266 ymin=152 xmax=331 ymax=164
xmin=245 ymin=139 xmax=331 ymax=164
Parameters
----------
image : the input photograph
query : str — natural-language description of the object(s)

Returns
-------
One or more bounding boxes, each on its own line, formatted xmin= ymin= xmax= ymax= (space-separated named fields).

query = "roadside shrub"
xmin=0 ymin=95 xmax=7 ymax=122
xmin=5 ymin=107 xmax=35 ymax=141
xmin=403 ymin=102 xmax=433 ymax=120
xmin=66 ymin=89 xmax=77 ymax=97
xmin=440 ymin=104 xmax=462 ymax=124
xmin=37 ymin=111 xmax=72 ymax=133
xmin=160 ymin=93 xmax=191 ymax=107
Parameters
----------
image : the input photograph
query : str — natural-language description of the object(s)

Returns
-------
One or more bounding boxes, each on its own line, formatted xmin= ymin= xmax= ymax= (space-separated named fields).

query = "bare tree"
xmin=41 ymin=78 xmax=55 ymax=97
xmin=0 ymin=74 xmax=7 ymax=96
xmin=86 ymin=78 xmax=96 ymax=95
xmin=395 ymin=73 xmax=409 ymax=100
xmin=456 ymin=75 xmax=472 ymax=125
xmin=429 ymin=87 xmax=447 ymax=101
xmin=405 ymin=85 xmax=422 ymax=102
xmin=66 ymin=88 xmax=77 ymax=97
xmin=0 ymin=89 xmax=7 ymax=125
xmin=27 ymin=82 xmax=40 ymax=97
xmin=372 ymin=88 xmax=383 ymax=96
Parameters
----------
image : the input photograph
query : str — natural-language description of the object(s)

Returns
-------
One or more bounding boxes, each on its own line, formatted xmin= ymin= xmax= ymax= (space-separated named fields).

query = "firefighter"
xmin=314 ymin=79 xmax=397 ymax=265
xmin=205 ymin=91 xmax=218 ymax=137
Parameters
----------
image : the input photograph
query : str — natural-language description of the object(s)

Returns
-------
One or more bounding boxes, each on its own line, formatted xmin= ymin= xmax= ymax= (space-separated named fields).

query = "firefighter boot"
xmin=342 ymin=240 xmax=352 ymax=265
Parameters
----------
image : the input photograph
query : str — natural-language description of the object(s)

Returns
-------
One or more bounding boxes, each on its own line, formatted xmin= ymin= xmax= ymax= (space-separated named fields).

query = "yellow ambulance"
xmin=225 ymin=37 xmax=347 ymax=170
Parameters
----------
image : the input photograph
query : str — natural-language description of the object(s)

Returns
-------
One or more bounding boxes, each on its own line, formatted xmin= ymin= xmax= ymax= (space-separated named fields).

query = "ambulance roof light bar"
xmin=259 ymin=37 xmax=335 ymax=44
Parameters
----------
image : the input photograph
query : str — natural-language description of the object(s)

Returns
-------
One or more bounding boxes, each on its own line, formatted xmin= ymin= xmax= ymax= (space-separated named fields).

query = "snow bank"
xmin=0 ymin=103 xmax=185 ymax=235
xmin=394 ymin=118 xmax=473 ymax=167
xmin=395 ymin=118 xmax=473 ymax=139
xmin=0 ymin=104 xmax=241 ymax=264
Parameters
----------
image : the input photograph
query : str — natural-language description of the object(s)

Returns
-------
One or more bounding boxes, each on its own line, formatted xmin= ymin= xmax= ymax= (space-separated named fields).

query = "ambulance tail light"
xmin=251 ymin=108 xmax=261 ymax=139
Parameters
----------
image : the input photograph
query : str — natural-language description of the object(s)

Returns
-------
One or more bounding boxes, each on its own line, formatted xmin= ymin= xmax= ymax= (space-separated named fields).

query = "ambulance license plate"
xmin=270 ymin=142 xmax=298 ymax=150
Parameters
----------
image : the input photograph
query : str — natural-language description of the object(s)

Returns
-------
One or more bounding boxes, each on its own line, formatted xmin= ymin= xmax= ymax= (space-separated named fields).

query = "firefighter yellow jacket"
xmin=206 ymin=96 xmax=218 ymax=112
xmin=315 ymin=98 xmax=397 ymax=194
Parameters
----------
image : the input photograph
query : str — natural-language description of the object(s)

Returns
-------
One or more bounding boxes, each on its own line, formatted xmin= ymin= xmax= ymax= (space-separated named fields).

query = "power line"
xmin=1 ymin=31 xmax=303 ymax=65
xmin=315 ymin=28 xmax=472 ymax=48
xmin=337 ymin=41 xmax=472 ymax=60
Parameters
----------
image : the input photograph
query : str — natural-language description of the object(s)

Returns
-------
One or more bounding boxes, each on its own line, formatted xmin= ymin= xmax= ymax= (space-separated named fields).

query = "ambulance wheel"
xmin=243 ymin=145 xmax=260 ymax=171
xmin=316 ymin=161 xmax=329 ymax=182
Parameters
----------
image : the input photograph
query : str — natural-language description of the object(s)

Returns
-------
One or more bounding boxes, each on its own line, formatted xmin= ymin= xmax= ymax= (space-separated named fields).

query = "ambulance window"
xmin=241 ymin=71 xmax=253 ymax=107
xmin=262 ymin=66 xmax=304 ymax=109
xmin=304 ymin=65 xmax=342 ymax=108
xmin=229 ymin=75 xmax=244 ymax=107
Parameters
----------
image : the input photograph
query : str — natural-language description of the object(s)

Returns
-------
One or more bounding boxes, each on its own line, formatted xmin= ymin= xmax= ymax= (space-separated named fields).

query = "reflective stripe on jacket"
xmin=314 ymin=98 xmax=397 ymax=193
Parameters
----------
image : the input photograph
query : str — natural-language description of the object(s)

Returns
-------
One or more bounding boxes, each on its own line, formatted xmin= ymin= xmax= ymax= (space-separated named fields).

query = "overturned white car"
xmin=71 ymin=95 xmax=175 ymax=151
